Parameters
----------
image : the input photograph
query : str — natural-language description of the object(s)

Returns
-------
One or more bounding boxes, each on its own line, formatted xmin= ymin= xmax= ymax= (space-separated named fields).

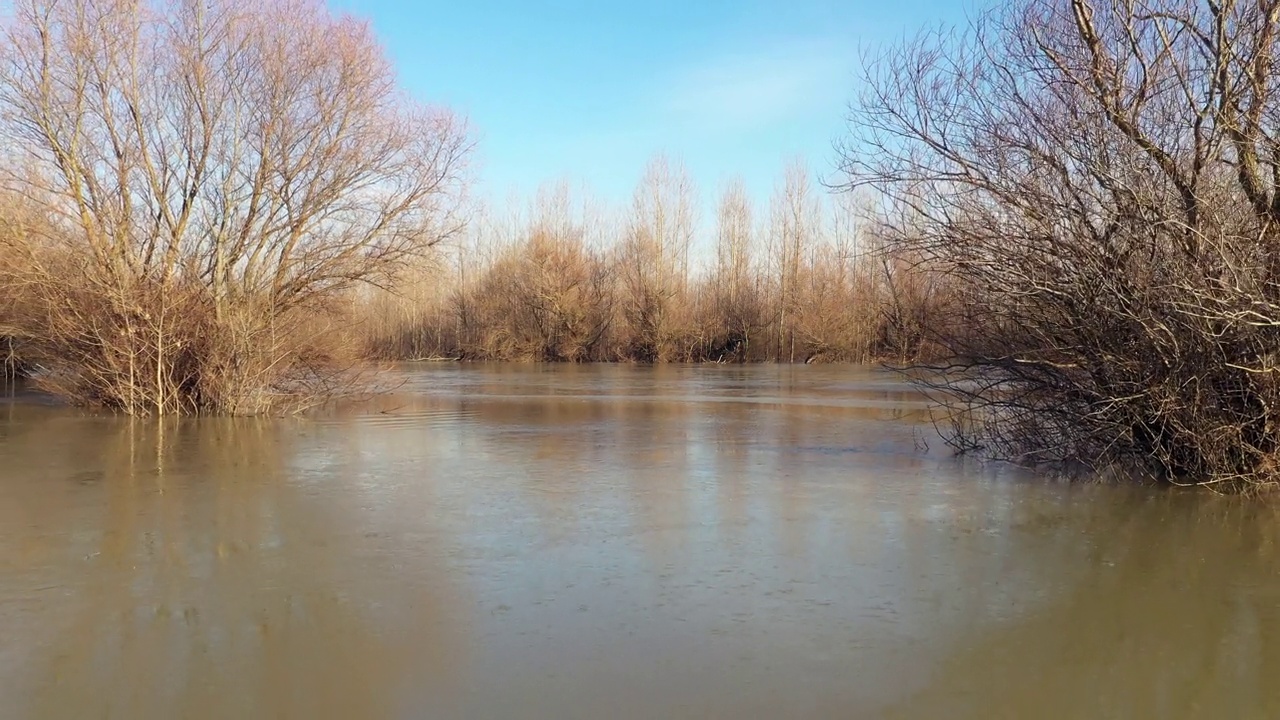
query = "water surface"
xmin=1 ymin=365 xmax=1277 ymax=719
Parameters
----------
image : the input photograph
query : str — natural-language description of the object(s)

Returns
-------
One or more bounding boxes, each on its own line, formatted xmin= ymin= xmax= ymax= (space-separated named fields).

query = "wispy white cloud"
xmin=657 ymin=38 xmax=853 ymax=136
xmin=477 ymin=38 xmax=856 ymax=208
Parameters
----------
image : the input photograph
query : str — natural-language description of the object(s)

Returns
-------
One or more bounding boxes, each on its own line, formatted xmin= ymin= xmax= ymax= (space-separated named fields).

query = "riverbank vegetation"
xmin=0 ymin=0 xmax=469 ymax=414
xmin=361 ymin=158 xmax=948 ymax=365
xmin=5 ymin=0 xmax=1277 ymax=493
xmin=842 ymin=0 xmax=1280 ymax=489
xmin=0 ymin=0 xmax=948 ymax=417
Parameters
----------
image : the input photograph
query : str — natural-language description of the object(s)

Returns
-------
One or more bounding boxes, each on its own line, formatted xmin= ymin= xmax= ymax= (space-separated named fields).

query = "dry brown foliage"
xmin=363 ymin=159 xmax=949 ymax=366
xmin=0 ymin=0 xmax=468 ymax=415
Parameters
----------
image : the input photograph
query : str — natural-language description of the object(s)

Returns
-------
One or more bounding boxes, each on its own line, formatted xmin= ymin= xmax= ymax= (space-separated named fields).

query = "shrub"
xmin=842 ymin=0 xmax=1280 ymax=489
xmin=0 ymin=0 xmax=468 ymax=415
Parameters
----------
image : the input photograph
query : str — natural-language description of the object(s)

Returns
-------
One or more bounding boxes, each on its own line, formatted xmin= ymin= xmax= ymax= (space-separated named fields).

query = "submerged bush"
xmin=844 ymin=0 xmax=1280 ymax=489
xmin=0 ymin=0 xmax=468 ymax=415
xmin=9 ymin=260 xmax=360 ymax=414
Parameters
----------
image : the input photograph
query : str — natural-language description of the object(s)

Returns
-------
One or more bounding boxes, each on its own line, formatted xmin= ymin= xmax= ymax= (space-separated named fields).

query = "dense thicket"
xmin=843 ymin=0 xmax=1280 ymax=488
xmin=361 ymin=160 xmax=948 ymax=365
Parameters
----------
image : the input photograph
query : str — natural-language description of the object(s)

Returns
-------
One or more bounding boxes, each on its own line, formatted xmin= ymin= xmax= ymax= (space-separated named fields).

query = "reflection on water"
xmin=0 ymin=410 xmax=461 ymax=719
xmin=0 ymin=365 xmax=1276 ymax=719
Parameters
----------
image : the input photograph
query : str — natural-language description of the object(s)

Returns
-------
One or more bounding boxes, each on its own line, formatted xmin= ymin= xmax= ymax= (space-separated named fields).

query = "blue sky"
xmin=332 ymin=0 xmax=966 ymax=211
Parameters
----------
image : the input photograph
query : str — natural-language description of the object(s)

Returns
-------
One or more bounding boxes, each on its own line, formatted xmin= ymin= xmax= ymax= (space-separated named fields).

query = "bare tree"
xmin=768 ymin=159 xmax=821 ymax=362
xmin=615 ymin=155 xmax=697 ymax=361
xmin=842 ymin=0 xmax=1280 ymax=488
xmin=709 ymin=179 xmax=764 ymax=361
xmin=488 ymin=183 xmax=613 ymax=361
xmin=0 ymin=0 xmax=469 ymax=414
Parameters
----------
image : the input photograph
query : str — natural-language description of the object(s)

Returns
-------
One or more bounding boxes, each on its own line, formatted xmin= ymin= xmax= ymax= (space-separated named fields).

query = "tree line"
xmin=0 ymin=0 xmax=946 ymax=420
xmin=360 ymin=158 xmax=946 ymax=365
xmin=7 ymin=0 xmax=1280 ymax=490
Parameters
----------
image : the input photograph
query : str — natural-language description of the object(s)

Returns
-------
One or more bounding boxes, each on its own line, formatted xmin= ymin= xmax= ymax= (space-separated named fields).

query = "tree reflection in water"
xmin=0 ymin=410 xmax=463 ymax=719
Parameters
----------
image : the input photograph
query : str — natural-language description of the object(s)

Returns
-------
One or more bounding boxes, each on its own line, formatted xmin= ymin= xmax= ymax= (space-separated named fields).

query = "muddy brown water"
xmin=1 ymin=364 xmax=1278 ymax=719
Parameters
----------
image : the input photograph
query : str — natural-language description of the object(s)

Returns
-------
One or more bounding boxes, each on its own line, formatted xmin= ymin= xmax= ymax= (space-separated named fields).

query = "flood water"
xmin=1 ymin=364 xmax=1278 ymax=719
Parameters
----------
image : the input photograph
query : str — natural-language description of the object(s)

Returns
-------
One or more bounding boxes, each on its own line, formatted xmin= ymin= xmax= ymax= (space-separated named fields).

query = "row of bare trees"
xmin=361 ymin=157 xmax=948 ymax=364
xmin=0 ymin=0 xmax=469 ymax=414
xmin=0 ymin=0 xmax=1264 ymax=492
xmin=0 ymin=0 xmax=938 ymax=417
